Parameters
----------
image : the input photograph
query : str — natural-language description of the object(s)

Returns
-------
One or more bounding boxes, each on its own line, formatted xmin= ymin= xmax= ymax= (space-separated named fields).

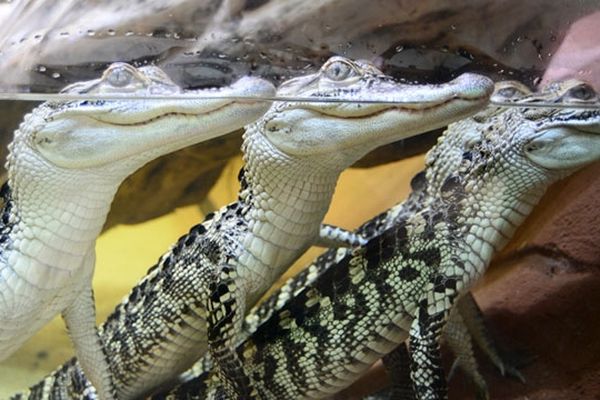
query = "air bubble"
xmin=125 ymin=31 xmax=134 ymax=36
xmin=51 ymin=72 xmax=61 ymax=79
xmin=107 ymin=29 xmax=116 ymax=36
xmin=87 ymin=30 xmax=95 ymax=36
xmin=37 ymin=65 xmax=47 ymax=72
xmin=395 ymin=45 xmax=404 ymax=53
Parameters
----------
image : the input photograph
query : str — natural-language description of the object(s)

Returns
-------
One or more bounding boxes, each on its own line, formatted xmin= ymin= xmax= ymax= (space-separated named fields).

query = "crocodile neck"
xmin=236 ymin=123 xmax=341 ymax=298
xmin=2 ymin=132 xmax=132 ymax=289
xmin=421 ymin=115 xmax=569 ymax=286
xmin=456 ymin=176 xmax=549 ymax=283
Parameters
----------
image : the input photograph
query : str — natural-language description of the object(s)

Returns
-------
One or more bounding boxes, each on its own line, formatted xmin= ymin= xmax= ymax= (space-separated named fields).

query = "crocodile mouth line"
xmin=311 ymin=95 xmax=487 ymax=119
xmin=88 ymin=99 xmax=263 ymax=127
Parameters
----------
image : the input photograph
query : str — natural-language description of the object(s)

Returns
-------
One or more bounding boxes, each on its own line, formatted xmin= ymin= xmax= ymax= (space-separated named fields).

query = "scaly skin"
xmin=0 ymin=63 xmax=275 ymax=399
xmin=156 ymin=79 xmax=600 ymax=400
xmin=14 ymin=57 xmax=493 ymax=400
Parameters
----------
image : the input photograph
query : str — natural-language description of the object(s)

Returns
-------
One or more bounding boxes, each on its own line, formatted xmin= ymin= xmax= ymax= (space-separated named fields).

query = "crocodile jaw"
xmin=263 ymin=72 xmax=493 ymax=162
xmin=28 ymin=76 xmax=274 ymax=169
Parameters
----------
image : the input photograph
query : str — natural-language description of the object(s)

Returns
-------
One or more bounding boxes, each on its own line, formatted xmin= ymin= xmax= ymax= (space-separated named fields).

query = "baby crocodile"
xmin=14 ymin=57 xmax=493 ymax=399
xmin=157 ymin=79 xmax=600 ymax=400
xmin=0 ymin=63 xmax=274 ymax=399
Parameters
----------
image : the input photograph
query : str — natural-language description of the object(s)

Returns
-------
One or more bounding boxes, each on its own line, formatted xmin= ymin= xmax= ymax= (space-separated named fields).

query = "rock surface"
xmin=0 ymin=0 xmax=597 ymax=89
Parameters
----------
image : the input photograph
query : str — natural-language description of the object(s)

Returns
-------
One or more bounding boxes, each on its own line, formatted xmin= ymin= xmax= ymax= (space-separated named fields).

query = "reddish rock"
xmin=450 ymin=258 xmax=600 ymax=400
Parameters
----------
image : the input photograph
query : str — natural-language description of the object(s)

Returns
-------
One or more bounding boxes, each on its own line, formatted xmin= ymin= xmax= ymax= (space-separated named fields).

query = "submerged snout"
xmin=223 ymin=76 xmax=276 ymax=99
xmin=448 ymin=73 xmax=495 ymax=101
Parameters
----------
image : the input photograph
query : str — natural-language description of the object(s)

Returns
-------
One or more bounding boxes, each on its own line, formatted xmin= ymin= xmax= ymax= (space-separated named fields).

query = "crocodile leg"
xmin=316 ymin=224 xmax=368 ymax=248
xmin=380 ymin=293 xmax=516 ymax=400
xmin=62 ymin=259 xmax=115 ymax=400
xmin=381 ymin=343 xmax=416 ymax=400
xmin=457 ymin=293 xmax=525 ymax=382
xmin=444 ymin=301 xmax=489 ymax=400
xmin=408 ymin=276 xmax=460 ymax=400
xmin=206 ymin=265 xmax=257 ymax=400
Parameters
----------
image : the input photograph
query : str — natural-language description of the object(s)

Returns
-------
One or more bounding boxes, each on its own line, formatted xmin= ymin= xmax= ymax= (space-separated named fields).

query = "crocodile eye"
xmin=495 ymin=86 xmax=529 ymax=100
xmin=323 ymin=60 xmax=357 ymax=81
xmin=565 ymin=83 xmax=596 ymax=101
xmin=105 ymin=64 xmax=136 ymax=87
xmin=496 ymin=87 xmax=517 ymax=98
xmin=492 ymin=82 xmax=531 ymax=102
xmin=525 ymin=141 xmax=544 ymax=152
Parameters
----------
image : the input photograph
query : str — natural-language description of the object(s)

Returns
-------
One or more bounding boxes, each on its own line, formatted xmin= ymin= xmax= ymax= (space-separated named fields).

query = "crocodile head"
xmin=519 ymin=80 xmax=600 ymax=171
xmin=9 ymin=63 xmax=274 ymax=174
xmin=5 ymin=63 xmax=273 ymax=244
xmin=428 ymin=79 xmax=600 ymax=181
xmin=424 ymin=79 xmax=600 ymax=239
xmin=258 ymin=56 xmax=493 ymax=167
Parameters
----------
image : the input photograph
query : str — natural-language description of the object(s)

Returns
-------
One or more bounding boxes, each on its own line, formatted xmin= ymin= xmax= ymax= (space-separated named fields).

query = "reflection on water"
xmin=0 ymin=92 xmax=600 ymax=109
